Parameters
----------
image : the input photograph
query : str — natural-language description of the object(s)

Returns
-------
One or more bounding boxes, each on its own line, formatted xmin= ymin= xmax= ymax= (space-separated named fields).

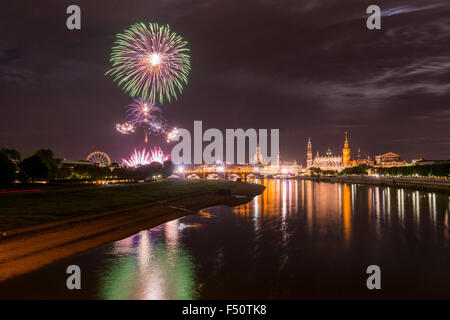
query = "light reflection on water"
xmin=1 ymin=179 xmax=450 ymax=299
xmin=99 ymin=221 xmax=197 ymax=300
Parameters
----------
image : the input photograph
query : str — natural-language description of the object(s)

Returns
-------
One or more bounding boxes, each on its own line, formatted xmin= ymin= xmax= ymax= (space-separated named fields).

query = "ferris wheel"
xmin=86 ymin=151 xmax=112 ymax=167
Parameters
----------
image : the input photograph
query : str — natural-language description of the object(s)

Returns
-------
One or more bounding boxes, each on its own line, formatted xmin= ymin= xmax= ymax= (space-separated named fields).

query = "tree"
xmin=341 ymin=164 xmax=370 ymax=175
xmin=308 ymin=167 xmax=322 ymax=177
xmin=19 ymin=155 xmax=49 ymax=181
xmin=0 ymin=148 xmax=21 ymax=163
xmin=33 ymin=149 xmax=58 ymax=178
xmin=131 ymin=162 xmax=164 ymax=180
xmin=162 ymin=160 xmax=175 ymax=178
xmin=0 ymin=151 xmax=16 ymax=185
xmin=375 ymin=163 xmax=450 ymax=178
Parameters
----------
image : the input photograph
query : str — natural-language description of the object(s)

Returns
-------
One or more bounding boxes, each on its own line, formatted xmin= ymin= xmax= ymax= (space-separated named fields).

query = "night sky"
xmin=1 ymin=0 xmax=449 ymax=164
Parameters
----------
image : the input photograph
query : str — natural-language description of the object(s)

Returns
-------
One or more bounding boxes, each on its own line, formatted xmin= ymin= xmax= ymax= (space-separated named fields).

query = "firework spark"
xmin=122 ymin=147 xmax=169 ymax=168
xmin=115 ymin=122 xmax=135 ymax=134
xmin=106 ymin=22 xmax=191 ymax=104
xmin=167 ymin=127 xmax=179 ymax=142
xmin=126 ymin=98 xmax=161 ymax=127
xmin=122 ymin=148 xmax=151 ymax=167
xmin=144 ymin=115 xmax=167 ymax=135
xmin=124 ymin=97 xmax=167 ymax=142
xmin=149 ymin=146 xmax=170 ymax=164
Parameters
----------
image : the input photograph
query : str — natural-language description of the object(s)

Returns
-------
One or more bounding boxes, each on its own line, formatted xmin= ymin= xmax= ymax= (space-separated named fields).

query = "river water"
xmin=1 ymin=180 xmax=450 ymax=299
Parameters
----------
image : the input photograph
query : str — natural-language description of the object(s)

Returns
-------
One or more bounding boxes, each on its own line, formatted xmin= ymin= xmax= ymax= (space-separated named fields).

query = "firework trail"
xmin=106 ymin=22 xmax=191 ymax=104
xmin=126 ymin=98 xmax=161 ymax=127
xmin=125 ymin=97 xmax=166 ymax=142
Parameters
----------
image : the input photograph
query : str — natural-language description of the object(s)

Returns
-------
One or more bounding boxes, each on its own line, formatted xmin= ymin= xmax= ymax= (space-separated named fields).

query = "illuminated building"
xmin=253 ymin=145 xmax=266 ymax=165
xmin=374 ymin=152 xmax=405 ymax=167
xmin=348 ymin=148 xmax=374 ymax=167
xmin=306 ymin=132 xmax=350 ymax=171
xmin=306 ymin=137 xmax=313 ymax=168
xmin=375 ymin=152 xmax=400 ymax=164
xmin=311 ymin=148 xmax=343 ymax=171
xmin=342 ymin=131 xmax=351 ymax=166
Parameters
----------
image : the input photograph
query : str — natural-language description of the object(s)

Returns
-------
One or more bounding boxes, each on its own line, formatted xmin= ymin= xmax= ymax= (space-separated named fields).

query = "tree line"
xmin=309 ymin=163 xmax=449 ymax=178
xmin=0 ymin=148 xmax=174 ymax=186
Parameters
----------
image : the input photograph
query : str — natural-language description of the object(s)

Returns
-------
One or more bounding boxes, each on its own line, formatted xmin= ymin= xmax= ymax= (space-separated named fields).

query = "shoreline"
xmin=299 ymin=175 xmax=450 ymax=192
xmin=0 ymin=182 xmax=264 ymax=282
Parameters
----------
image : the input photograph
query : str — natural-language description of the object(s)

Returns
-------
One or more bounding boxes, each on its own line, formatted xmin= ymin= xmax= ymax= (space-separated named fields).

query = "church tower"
xmin=342 ymin=131 xmax=351 ymax=166
xmin=253 ymin=145 xmax=263 ymax=164
xmin=306 ymin=137 xmax=313 ymax=168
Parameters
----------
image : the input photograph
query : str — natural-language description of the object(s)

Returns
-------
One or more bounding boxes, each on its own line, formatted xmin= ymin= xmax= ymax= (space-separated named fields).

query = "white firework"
xmin=167 ymin=127 xmax=179 ymax=142
xmin=122 ymin=147 xmax=169 ymax=168
xmin=116 ymin=122 xmax=135 ymax=134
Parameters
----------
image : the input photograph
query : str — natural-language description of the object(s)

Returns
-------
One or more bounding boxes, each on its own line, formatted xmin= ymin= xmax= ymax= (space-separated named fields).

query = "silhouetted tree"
xmin=0 ymin=151 xmax=16 ymax=185
xmin=0 ymin=148 xmax=21 ymax=163
xmin=19 ymin=155 xmax=49 ymax=181
xmin=341 ymin=164 xmax=370 ymax=175
xmin=375 ymin=163 xmax=450 ymax=178
xmin=33 ymin=149 xmax=58 ymax=178
xmin=162 ymin=160 xmax=175 ymax=178
xmin=131 ymin=162 xmax=164 ymax=180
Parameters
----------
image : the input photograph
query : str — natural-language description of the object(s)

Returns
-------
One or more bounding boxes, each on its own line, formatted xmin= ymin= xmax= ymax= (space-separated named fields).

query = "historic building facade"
xmin=374 ymin=152 xmax=405 ymax=167
xmin=306 ymin=132 xmax=351 ymax=172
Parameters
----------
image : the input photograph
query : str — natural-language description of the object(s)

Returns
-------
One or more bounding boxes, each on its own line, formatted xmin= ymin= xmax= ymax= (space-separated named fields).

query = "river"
xmin=1 ymin=179 xmax=450 ymax=299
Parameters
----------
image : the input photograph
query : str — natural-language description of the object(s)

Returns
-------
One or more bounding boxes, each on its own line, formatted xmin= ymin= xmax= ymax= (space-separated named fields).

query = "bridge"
xmin=172 ymin=163 xmax=300 ymax=181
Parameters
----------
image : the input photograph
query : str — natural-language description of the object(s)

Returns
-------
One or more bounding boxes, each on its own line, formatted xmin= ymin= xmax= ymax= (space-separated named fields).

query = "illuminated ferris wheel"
xmin=86 ymin=151 xmax=111 ymax=167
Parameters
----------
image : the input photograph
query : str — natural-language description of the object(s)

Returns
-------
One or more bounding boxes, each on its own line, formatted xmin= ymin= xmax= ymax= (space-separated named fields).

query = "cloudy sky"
xmin=0 ymin=0 xmax=449 ymax=163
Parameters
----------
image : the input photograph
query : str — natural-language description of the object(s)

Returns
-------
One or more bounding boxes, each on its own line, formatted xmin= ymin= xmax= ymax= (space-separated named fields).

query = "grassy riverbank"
xmin=0 ymin=179 xmax=265 ymax=231
xmin=0 ymin=179 xmax=265 ymax=282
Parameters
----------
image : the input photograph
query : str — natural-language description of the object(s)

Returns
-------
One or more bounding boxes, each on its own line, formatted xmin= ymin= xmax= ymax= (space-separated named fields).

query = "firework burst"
xmin=122 ymin=147 xmax=169 ymax=168
xmin=149 ymin=146 xmax=170 ymax=164
xmin=122 ymin=148 xmax=151 ymax=167
xmin=106 ymin=22 xmax=191 ymax=104
xmin=166 ymin=127 xmax=179 ymax=142
xmin=125 ymin=97 xmax=167 ymax=142
xmin=115 ymin=121 xmax=135 ymax=134
xmin=126 ymin=98 xmax=161 ymax=127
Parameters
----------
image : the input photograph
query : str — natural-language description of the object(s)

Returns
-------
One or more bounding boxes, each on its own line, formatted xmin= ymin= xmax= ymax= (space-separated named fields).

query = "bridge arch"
xmin=207 ymin=173 xmax=220 ymax=180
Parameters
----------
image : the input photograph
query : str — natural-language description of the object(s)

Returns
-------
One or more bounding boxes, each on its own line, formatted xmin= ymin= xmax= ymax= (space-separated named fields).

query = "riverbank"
xmin=0 ymin=180 xmax=265 ymax=282
xmin=301 ymin=175 xmax=450 ymax=192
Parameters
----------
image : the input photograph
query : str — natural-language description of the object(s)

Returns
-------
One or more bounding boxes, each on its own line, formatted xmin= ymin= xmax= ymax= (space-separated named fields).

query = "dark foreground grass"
xmin=0 ymin=179 xmax=263 ymax=230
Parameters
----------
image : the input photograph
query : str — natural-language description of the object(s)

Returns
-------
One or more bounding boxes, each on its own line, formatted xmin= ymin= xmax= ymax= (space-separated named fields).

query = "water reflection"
xmin=235 ymin=180 xmax=450 ymax=248
xmin=87 ymin=180 xmax=450 ymax=299
xmin=2 ymin=179 xmax=450 ymax=299
xmin=99 ymin=220 xmax=197 ymax=300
